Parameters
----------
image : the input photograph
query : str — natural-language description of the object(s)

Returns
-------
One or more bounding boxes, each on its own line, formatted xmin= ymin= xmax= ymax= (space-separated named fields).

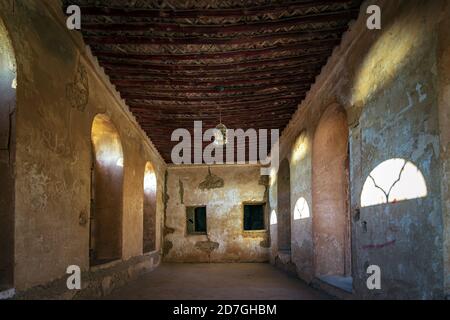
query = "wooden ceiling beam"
xmin=77 ymin=1 xmax=354 ymax=19
xmin=121 ymin=86 xmax=306 ymax=95
xmin=83 ymin=27 xmax=347 ymax=45
xmin=99 ymin=52 xmax=329 ymax=72
xmin=113 ymin=74 xmax=314 ymax=94
xmin=129 ymin=100 xmax=299 ymax=112
xmin=82 ymin=10 xmax=359 ymax=34
xmin=132 ymin=104 xmax=298 ymax=116
xmin=132 ymin=110 xmax=298 ymax=118
xmin=108 ymin=63 xmax=320 ymax=79
xmin=138 ymin=118 xmax=294 ymax=127
xmin=127 ymin=96 xmax=302 ymax=108
xmin=110 ymin=70 xmax=317 ymax=87
xmin=112 ymin=78 xmax=313 ymax=90
xmin=122 ymin=90 xmax=307 ymax=102
xmin=91 ymin=39 xmax=339 ymax=61
xmin=140 ymin=120 xmax=291 ymax=130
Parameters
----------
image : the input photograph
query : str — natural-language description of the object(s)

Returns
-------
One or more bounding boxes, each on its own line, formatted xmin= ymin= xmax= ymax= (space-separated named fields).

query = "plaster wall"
xmin=312 ymin=103 xmax=350 ymax=278
xmin=0 ymin=0 xmax=166 ymax=292
xmin=164 ymin=165 xmax=270 ymax=263
xmin=270 ymin=0 xmax=448 ymax=299
xmin=289 ymin=131 xmax=314 ymax=282
xmin=437 ymin=3 xmax=450 ymax=299
xmin=277 ymin=159 xmax=291 ymax=252
xmin=0 ymin=16 xmax=15 ymax=289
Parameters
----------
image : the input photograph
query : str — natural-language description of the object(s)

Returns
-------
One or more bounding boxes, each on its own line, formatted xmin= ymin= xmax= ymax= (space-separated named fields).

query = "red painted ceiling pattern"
xmin=64 ymin=0 xmax=361 ymax=163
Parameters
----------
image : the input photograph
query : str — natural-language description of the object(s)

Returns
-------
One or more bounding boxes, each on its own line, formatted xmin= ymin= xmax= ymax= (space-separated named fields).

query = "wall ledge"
xmin=13 ymin=253 xmax=160 ymax=300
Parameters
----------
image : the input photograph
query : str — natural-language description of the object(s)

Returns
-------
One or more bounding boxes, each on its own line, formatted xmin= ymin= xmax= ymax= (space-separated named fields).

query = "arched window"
xmin=90 ymin=114 xmax=124 ymax=266
xmin=270 ymin=210 xmax=277 ymax=225
xmin=143 ymin=162 xmax=157 ymax=253
xmin=0 ymin=17 xmax=16 ymax=290
xmin=312 ymin=103 xmax=351 ymax=278
xmin=277 ymin=158 xmax=291 ymax=252
xmin=361 ymin=158 xmax=427 ymax=208
xmin=293 ymin=197 xmax=310 ymax=220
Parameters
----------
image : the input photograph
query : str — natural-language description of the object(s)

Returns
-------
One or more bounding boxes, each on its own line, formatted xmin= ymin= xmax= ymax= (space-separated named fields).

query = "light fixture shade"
xmin=214 ymin=123 xmax=227 ymax=146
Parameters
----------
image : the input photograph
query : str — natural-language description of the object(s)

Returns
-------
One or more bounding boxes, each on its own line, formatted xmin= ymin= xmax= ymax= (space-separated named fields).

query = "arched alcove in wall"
xmin=277 ymin=158 xmax=291 ymax=252
xmin=0 ymin=17 xmax=16 ymax=290
xmin=143 ymin=161 xmax=157 ymax=253
xmin=90 ymin=114 xmax=124 ymax=266
xmin=312 ymin=103 xmax=351 ymax=277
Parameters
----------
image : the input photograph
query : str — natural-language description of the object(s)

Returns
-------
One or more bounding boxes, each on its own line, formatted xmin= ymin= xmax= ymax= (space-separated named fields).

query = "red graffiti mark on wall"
xmin=362 ymin=239 xmax=396 ymax=250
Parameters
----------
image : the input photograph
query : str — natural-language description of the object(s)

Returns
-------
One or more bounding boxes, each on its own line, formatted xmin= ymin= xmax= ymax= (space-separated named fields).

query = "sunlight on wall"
xmin=0 ymin=20 xmax=16 ymax=92
xmin=144 ymin=162 xmax=157 ymax=192
xmin=270 ymin=167 xmax=277 ymax=187
xmin=293 ymin=197 xmax=310 ymax=220
xmin=361 ymin=158 xmax=427 ymax=207
xmin=91 ymin=114 xmax=124 ymax=167
xmin=291 ymin=132 xmax=309 ymax=165
xmin=90 ymin=114 xmax=124 ymax=261
xmin=270 ymin=210 xmax=277 ymax=225
xmin=352 ymin=11 xmax=425 ymax=105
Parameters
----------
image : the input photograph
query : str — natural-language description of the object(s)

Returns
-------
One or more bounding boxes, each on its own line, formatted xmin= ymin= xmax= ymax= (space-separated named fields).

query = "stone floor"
xmin=104 ymin=263 xmax=331 ymax=300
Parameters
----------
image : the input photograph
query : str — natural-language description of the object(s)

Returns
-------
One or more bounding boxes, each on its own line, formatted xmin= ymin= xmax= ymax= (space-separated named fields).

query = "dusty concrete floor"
xmin=104 ymin=263 xmax=331 ymax=300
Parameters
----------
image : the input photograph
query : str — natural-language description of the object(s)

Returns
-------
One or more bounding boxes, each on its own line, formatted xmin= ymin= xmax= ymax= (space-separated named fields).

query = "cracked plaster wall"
xmin=0 ymin=0 xmax=166 ymax=292
xmin=270 ymin=0 xmax=449 ymax=299
xmin=164 ymin=165 xmax=270 ymax=262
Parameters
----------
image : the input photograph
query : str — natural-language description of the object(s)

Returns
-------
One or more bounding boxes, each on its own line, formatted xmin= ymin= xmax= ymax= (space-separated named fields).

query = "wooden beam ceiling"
xmin=64 ymin=0 xmax=362 ymax=163
xmin=78 ymin=0 xmax=355 ymax=19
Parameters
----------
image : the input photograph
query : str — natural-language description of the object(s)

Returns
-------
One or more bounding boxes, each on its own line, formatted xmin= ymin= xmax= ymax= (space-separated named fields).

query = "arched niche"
xmin=143 ymin=161 xmax=157 ymax=253
xmin=90 ymin=114 xmax=124 ymax=265
xmin=277 ymin=158 xmax=291 ymax=252
xmin=0 ymin=17 xmax=16 ymax=290
xmin=312 ymin=103 xmax=351 ymax=277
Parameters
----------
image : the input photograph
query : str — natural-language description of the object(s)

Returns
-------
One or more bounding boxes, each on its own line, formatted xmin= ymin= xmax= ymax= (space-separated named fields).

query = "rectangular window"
xmin=243 ymin=204 xmax=265 ymax=231
xmin=186 ymin=206 xmax=207 ymax=235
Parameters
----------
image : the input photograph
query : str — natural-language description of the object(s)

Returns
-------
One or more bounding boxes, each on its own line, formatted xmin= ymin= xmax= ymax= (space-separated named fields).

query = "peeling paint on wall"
xmin=195 ymin=241 xmax=219 ymax=253
xmin=163 ymin=240 xmax=173 ymax=256
xmin=179 ymin=178 xmax=184 ymax=204
xmin=198 ymin=167 xmax=224 ymax=190
xmin=270 ymin=0 xmax=448 ymax=299
xmin=66 ymin=59 xmax=89 ymax=112
xmin=165 ymin=165 xmax=269 ymax=263
xmin=0 ymin=0 xmax=166 ymax=291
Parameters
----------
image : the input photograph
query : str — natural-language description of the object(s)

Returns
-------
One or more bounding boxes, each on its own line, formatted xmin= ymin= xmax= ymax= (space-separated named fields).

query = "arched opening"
xmin=0 ymin=18 xmax=16 ymax=290
xmin=277 ymin=158 xmax=291 ymax=252
xmin=90 ymin=114 xmax=124 ymax=266
xmin=294 ymin=197 xmax=310 ymax=220
xmin=270 ymin=210 xmax=277 ymax=225
xmin=312 ymin=103 xmax=351 ymax=279
xmin=361 ymin=158 xmax=427 ymax=207
xmin=143 ymin=162 xmax=157 ymax=253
